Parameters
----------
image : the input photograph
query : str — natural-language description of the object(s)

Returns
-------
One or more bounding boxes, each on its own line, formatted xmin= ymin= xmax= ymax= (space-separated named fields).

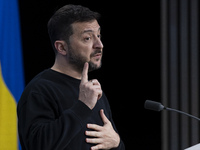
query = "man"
xmin=17 ymin=4 xmax=125 ymax=150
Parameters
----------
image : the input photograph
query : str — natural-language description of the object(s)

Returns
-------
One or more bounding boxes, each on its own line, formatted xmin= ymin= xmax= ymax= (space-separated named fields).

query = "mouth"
xmin=94 ymin=53 xmax=101 ymax=57
xmin=92 ymin=53 xmax=102 ymax=59
xmin=90 ymin=50 xmax=102 ymax=57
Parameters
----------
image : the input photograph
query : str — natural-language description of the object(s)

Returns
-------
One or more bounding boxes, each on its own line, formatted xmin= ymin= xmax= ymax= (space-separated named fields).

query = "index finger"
xmin=81 ymin=62 xmax=88 ymax=83
xmin=87 ymin=123 xmax=103 ymax=131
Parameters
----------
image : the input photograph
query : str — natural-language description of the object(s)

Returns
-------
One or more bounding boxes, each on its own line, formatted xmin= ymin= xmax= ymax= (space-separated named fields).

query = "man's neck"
xmin=51 ymin=57 xmax=82 ymax=80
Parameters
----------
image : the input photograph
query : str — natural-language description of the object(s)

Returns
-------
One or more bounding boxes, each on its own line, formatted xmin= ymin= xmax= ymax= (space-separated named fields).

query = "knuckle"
xmin=93 ymin=79 xmax=98 ymax=82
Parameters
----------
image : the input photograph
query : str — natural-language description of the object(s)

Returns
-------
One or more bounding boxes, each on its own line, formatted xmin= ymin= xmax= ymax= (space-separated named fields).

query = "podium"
xmin=185 ymin=144 xmax=200 ymax=150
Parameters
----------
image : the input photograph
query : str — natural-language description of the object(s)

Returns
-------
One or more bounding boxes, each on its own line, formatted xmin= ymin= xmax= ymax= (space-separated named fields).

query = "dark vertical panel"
xmin=180 ymin=0 xmax=189 ymax=149
xmin=161 ymin=0 xmax=200 ymax=149
xmin=161 ymin=0 xmax=168 ymax=149
xmin=169 ymin=0 xmax=179 ymax=149
xmin=190 ymin=0 xmax=199 ymax=146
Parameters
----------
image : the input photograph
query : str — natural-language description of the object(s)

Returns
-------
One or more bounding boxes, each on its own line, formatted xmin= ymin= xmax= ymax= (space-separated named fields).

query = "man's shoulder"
xmin=17 ymin=69 xmax=58 ymax=108
xmin=19 ymin=69 xmax=54 ymax=99
xmin=25 ymin=69 xmax=52 ymax=89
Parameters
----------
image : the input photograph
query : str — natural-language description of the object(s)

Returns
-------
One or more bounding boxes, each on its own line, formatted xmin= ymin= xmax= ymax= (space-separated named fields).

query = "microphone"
xmin=144 ymin=100 xmax=200 ymax=121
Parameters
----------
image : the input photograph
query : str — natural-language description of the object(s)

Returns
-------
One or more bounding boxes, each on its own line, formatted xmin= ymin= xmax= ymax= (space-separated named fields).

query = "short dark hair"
xmin=47 ymin=4 xmax=101 ymax=54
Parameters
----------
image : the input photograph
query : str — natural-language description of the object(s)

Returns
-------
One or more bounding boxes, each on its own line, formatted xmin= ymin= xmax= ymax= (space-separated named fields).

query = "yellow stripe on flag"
xmin=0 ymin=63 xmax=17 ymax=149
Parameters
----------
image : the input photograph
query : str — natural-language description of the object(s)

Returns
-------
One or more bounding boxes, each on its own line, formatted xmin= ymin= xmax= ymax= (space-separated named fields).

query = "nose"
xmin=93 ymin=37 xmax=103 ymax=49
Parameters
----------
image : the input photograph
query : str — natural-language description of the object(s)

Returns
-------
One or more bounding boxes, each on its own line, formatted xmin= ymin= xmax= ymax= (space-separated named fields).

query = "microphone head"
xmin=144 ymin=100 xmax=164 ymax=111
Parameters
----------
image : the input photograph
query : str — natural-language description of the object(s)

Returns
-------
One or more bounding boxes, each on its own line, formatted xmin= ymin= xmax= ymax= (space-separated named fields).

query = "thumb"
xmin=100 ymin=109 xmax=109 ymax=124
xmin=81 ymin=62 xmax=88 ymax=83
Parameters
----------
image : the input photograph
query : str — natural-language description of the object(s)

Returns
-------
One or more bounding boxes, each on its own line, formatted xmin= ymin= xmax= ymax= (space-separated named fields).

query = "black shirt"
xmin=17 ymin=69 xmax=125 ymax=150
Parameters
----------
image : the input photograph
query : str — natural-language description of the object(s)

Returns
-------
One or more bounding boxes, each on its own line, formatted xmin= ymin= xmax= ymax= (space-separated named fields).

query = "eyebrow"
xmin=82 ymin=27 xmax=101 ymax=34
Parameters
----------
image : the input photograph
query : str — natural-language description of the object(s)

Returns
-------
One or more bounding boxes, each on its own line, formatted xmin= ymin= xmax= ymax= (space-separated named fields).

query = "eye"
xmin=84 ymin=37 xmax=91 ymax=41
xmin=97 ymin=34 xmax=101 ymax=39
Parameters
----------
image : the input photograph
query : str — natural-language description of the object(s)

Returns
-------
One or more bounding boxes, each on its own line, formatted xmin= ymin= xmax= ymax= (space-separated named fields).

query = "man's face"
xmin=67 ymin=20 xmax=103 ymax=72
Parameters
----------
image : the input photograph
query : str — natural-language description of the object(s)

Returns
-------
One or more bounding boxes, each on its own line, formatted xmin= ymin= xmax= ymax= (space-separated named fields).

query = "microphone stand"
xmin=164 ymin=107 xmax=200 ymax=121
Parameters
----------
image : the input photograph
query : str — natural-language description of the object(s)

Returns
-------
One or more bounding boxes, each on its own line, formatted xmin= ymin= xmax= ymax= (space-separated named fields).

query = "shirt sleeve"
xmin=17 ymin=91 xmax=92 ymax=150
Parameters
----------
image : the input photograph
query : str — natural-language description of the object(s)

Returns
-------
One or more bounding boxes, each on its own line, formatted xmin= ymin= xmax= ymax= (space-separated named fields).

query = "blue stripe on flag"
xmin=0 ymin=0 xmax=24 ymax=149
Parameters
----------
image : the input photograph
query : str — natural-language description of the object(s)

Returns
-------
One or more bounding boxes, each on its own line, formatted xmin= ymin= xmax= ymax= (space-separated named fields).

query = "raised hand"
xmin=79 ymin=62 xmax=102 ymax=109
xmin=85 ymin=109 xmax=120 ymax=150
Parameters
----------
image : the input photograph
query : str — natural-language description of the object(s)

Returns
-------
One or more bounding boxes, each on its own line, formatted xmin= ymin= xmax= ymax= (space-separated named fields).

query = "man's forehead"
xmin=72 ymin=20 xmax=100 ymax=33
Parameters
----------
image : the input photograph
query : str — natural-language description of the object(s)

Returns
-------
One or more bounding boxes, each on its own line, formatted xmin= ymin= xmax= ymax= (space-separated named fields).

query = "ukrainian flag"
xmin=0 ymin=0 xmax=24 ymax=149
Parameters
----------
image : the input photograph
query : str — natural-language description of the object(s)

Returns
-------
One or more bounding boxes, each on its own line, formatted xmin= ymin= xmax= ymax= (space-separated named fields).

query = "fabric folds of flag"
xmin=0 ymin=0 xmax=24 ymax=149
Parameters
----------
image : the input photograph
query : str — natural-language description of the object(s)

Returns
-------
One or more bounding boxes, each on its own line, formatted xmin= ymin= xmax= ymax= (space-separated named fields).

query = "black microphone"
xmin=144 ymin=100 xmax=200 ymax=121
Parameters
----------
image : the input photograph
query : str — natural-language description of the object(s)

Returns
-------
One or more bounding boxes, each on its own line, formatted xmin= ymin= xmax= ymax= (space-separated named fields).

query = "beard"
xmin=67 ymin=45 xmax=102 ymax=72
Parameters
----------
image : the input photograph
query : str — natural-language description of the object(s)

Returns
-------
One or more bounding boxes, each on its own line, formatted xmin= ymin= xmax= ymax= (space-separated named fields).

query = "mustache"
xmin=90 ymin=50 xmax=102 ymax=57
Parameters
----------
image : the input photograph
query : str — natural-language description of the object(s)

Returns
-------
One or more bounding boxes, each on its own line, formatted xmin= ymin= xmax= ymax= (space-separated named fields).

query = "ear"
xmin=54 ymin=40 xmax=68 ymax=55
